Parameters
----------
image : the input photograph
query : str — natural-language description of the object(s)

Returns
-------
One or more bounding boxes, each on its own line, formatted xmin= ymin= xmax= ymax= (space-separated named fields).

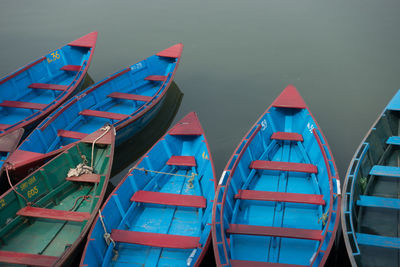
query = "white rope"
xmin=98 ymin=210 xmax=115 ymax=247
xmin=91 ymin=125 xmax=111 ymax=168
xmin=132 ymin=167 xmax=197 ymax=179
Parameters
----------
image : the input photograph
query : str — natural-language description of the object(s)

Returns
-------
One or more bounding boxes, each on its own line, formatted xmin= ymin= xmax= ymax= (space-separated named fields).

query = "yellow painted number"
xmin=0 ymin=199 xmax=5 ymax=209
xmin=47 ymin=50 xmax=61 ymax=63
xmin=27 ymin=186 xmax=39 ymax=198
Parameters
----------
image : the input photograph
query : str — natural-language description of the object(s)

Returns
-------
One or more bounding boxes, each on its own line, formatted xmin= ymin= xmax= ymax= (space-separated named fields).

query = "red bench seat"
xmin=131 ymin=191 xmax=206 ymax=208
xmin=108 ymin=92 xmax=152 ymax=102
xmin=235 ymin=190 xmax=325 ymax=205
xmin=0 ymin=100 xmax=47 ymax=110
xmin=29 ymin=83 xmax=68 ymax=91
xmin=17 ymin=206 xmax=91 ymax=222
xmin=79 ymin=109 xmax=129 ymax=121
xmin=250 ymin=160 xmax=318 ymax=174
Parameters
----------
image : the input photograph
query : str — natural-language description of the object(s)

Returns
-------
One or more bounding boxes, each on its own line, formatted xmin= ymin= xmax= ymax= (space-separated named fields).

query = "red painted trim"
xmin=166 ymin=155 xmax=197 ymax=167
xmin=0 ymin=57 xmax=46 ymax=85
xmin=17 ymin=206 xmax=91 ymax=222
xmin=58 ymin=129 xmax=88 ymax=140
xmin=144 ymin=75 xmax=167 ymax=81
xmin=0 ymin=100 xmax=47 ymax=110
xmin=107 ymin=92 xmax=152 ymax=102
xmin=231 ymin=259 xmax=305 ymax=267
xmin=131 ymin=190 xmax=206 ymax=208
xmin=227 ymin=224 xmax=323 ymax=241
xmin=60 ymin=65 xmax=81 ymax=72
xmin=271 ymin=85 xmax=307 ymax=109
xmin=111 ymin=229 xmax=201 ymax=249
xmin=68 ymin=32 xmax=98 ymax=48
xmin=169 ymin=112 xmax=203 ymax=136
xmin=156 ymin=43 xmax=183 ymax=58
xmin=40 ymin=97 xmax=79 ymax=130
xmin=271 ymin=132 xmax=303 ymax=142
xmin=235 ymin=190 xmax=325 ymax=205
xmin=79 ymin=109 xmax=129 ymax=121
xmin=0 ymin=250 xmax=57 ymax=266
xmin=250 ymin=160 xmax=318 ymax=173
xmin=66 ymin=173 xmax=100 ymax=183
xmin=29 ymin=83 xmax=68 ymax=91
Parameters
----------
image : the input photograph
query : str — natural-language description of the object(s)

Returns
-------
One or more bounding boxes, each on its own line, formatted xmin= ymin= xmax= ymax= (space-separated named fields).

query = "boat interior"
xmin=214 ymin=105 xmax=340 ymax=266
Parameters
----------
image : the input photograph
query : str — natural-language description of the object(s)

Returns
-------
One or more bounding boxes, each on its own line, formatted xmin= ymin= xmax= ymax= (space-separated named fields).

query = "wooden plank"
xmin=66 ymin=173 xmax=100 ymax=183
xmin=108 ymin=92 xmax=152 ymax=102
xmin=387 ymin=136 xmax=400 ymax=146
xmin=250 ymin=160 xmax=318 ymax=174
xmin=144 ymin=75 xmax=167 ymax=81
xmin=0 ymin=100 xmax=47 ymax=110
xmin=131 ymin=191 xmax=206 ymax=208
xmin=60 ymin=65 xmax=81 ymax=72
xmin=357 ymin=195 xmax=400 ymax=210
xmin=111 ymin=229 xmax=200 ymax=249
xmin=58 ymin=129 xmax=88 ymax=140
xmin=356 ymin=233 xmax=400 ymax=249
xmin=17 ymin=206 xmax=91 ymax=222
xmin=79 ymin=109 xmax=128 ymax=121
xmin=169 ymin=112 xmax=203 ymax=136
xmin=0 ymin=250 xmax=57 ymax=266
xmin=369 ymin=165 xmax=400 ymax=178
xmin=166 ymin=155 xmax=197 ymax=167
xmin=271 ymin=132 xmax=303 ymax=142
xmin=29 ymin=83 xmax=68 ymax=91
xmin=235 ymin=190 xmax=325 ymax=205
xmin=227 ymin=224 xmax=323 ymax=241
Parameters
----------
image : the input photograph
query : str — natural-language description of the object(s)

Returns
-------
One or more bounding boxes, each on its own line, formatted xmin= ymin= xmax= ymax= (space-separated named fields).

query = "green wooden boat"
xmin=0 ymin=125 xmax=115 ymax=266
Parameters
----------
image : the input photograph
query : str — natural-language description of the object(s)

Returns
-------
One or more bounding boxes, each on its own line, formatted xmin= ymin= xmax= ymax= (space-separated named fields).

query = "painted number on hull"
xmin=131 ymin=62 xmax=144 ymax=71
xmin=27 ymin=186 xmax=39 ymax=198
xmin=0 ymin=199 xmax=5 ymax=210
xmin=307 ymin=122 xmax=315 ymax=133
xmin=47 ymin=50 xmax=61 ymax=63
xmin=261 ymin=119 xmax=267 ymax=131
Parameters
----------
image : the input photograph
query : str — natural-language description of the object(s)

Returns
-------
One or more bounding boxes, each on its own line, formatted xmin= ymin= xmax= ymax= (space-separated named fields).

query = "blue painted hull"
xmin=5 ymin=44 xmax=183 ymax=180
xmin=81 ymin=112 xmax=217 ymax=267
xmin=212 ymin=85 xmax=341 ymax=266
xmin=342 ymin=89 xmax=400 ymax=266
xmin=0 ymin=32 xmax=97 ymax=139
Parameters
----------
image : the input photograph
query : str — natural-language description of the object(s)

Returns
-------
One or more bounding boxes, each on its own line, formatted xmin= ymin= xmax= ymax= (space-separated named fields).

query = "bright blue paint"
xmin=214 ymin=105 xmax=339 ymax=266
xmin=0 ymin=45 xmax=92 ymax=136
xmin=386 ymin=136 xmax=400 ymax=146
xmin=82 ymin=119 xmax=215 ymax=267
xmin=357 ymin=195 xmax=400 ymax=210
xmin=17 ymin=52 xmax=178 ymax=155
xmin=356 ymin=233 xmax=400 ymax=249
xmin=369 ymin=165 xmax=400 ymax=178
xmin=386 ymin=89 xmax=400 ymax=111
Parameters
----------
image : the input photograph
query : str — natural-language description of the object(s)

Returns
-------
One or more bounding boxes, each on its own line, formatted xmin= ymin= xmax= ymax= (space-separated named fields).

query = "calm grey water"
xmin=1 ymin=1 xmax=400 ymax=264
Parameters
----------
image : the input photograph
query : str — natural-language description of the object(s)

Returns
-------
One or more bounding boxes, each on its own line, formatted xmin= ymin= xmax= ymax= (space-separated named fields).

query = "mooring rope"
xmin=132 ymin=167 xmax=197 ymax=179
xmin=5 ymin=166 xmax=30 ymax=205
xmin=91 ymin=125 xmax=111 ymax=169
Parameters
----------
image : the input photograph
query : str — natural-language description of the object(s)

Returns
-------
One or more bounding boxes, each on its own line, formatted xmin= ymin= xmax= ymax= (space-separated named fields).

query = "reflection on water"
xmin=110 ymin=81 xmax=183 ymax=184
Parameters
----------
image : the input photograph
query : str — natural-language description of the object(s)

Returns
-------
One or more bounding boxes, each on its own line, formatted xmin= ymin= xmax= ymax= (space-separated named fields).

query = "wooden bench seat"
xmin=0 ymin=250 xmax=57 ymax=266
xmin=356 ymin=233 xmax=400 ymax=249
xmin=250 ymin=160 xmax=318 ymax=174
xmin=235 ymin=190 xmax=325 ymax=205
xmin=60 ymin=65 xmax=81 ymax=72
xmin=17 ymin=206 xmax=91 ymax=222
xmin=131 ymin=191 xmax=206 ymax=208
xmin=166 ymin=155 xmax=197 ymax=167
xmin=0 ymin=100 xmax=47 ymax=110
xmin=107 ymin=92 xmax=152 ymax=102
xmin=111 ymin=229 xmax=200 ymax=249
xmin=227 ymin=224 xmax=323 ymax=241
xmin=29 ymin=83 xmax=68 ymax=91
xmin=271 ymin=132 xmax=303 ymax=142
xmin=231 ymin=259 xmax=305 ymax=267
xmin=144 ymin=75 xmax=167 ymax=81
xmin=357 ymin=195 xmax=400 ymax=210
xmin=369 ymin=165 xmax=400 ymax=178
xmin=79 ymin=109 xmax=129 ymax=121
xmin=66 ymin=173 xmax=100 ymax=183
xmin=58 ymin=129 xmax=88 ymax=140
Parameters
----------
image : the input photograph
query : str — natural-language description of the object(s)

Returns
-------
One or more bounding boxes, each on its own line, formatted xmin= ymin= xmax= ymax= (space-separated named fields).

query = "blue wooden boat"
xmin=0 ymin=32 xmax=97 ymax=182
xmin=3 ymin=43 xmax=183 ymax=187
xmin=80 ymin=112 xmax=217 ymax=267
xmin=342 ymin=89 xmax=400 ymax=266
xmin=212 ymin=85 xmax=341 ymax=266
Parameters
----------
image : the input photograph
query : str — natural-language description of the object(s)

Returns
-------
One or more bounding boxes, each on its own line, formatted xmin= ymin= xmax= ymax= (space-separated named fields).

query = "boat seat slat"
xmin=0 ymin=100 xmax=47 ymax=110
xmin=144 ymin=75 xmax=167 ymax=81
xmin=227 ymin=224 xmax=323 ymax=241
xmin=231 ymin=259 xmax=306 ymax=267
xmin=169 ymin=112 xmax=203 ymax=136
xmin=386 ymin=136 xmax=400 ymax=146
xmin=17 ymin=206 xmax=91 ymax=222
xmin=111 ymin=229 xmax=200 ymax=249
xmin=0 ymin=250 xmax=58 ymax=266
xmin=107 ymin=92 xmax=152 ymax=102
xmin=29 ymin=83 xmax=68 ymax=91
xmin=66 ymin=173 xmax=101 ymax=183
xmin=79 ymin=109 xmax=129 ymax=121
xmin=357 ymin=195 xmax=400 ymax=210
xmin=58 ymin=129 xmax=88 ymax=140
xmin=356 ymin=233 xmax=400 ymax=249
xmin=250 ymin=160 xmax=318 ymax=174
xmin=369 ymin=165 xmax=400 ymax=178
xmin=60 ymin=65 xmax=81 ymax=72
xmin=235 ymin=190 xmax=325 ymax=205
xmin=130 ymin=190 xmax=206 ymax=208
xmin=271 ymin=132 xmax=303 ymax=142
xmin=166 ymin=155 xmax=197 ymax=167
